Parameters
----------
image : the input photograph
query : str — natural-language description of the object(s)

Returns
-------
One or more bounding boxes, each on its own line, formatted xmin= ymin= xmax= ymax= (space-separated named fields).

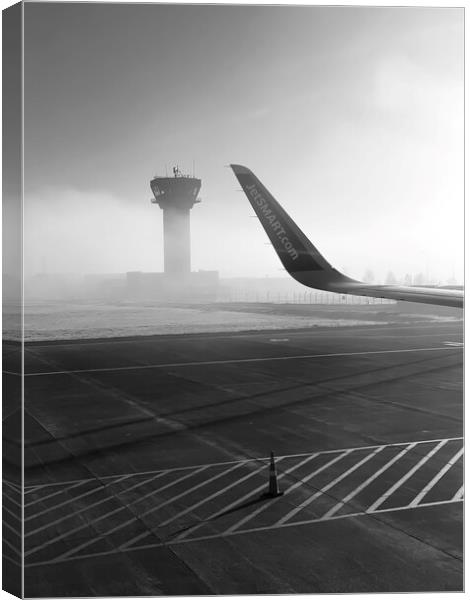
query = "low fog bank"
xmin=23 ymin=271 xmax=463 ymax=304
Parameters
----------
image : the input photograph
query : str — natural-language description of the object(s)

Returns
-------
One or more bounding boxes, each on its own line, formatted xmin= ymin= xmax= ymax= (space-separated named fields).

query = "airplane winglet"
xmin=230 ymin=164 xmax=356 ymax=289
xmin=230 ymin=164 xmax=463 ymax=308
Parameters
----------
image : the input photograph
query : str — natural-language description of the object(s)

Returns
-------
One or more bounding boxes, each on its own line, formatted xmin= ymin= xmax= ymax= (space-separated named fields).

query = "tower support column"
xmin=162 ymin=207 xmax=191 ymax=276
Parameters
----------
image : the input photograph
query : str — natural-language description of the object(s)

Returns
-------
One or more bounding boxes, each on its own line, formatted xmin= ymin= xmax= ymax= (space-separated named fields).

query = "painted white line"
xmin=175 ymin=455 xmax=321 ymax=541
xmin=173 ymin=457 xmax=292 ymax=542
xmin=322 ymin=442 xmax=418 ymax=520
xmin=25 ymin=497 xmax=464 ymax=567
xmin=122 ymin=461 xmax=269 ymax=549
xmin=443 ymin=341 xmax=464 ymax=347
xmin=3 ymin=480 xmax=21 ymax=493
xmin=122 ymin=462 xmax=246 ymax=550
xmin=223 ymin=453 xmax=329 ymax=535
xmin=25 ymin=480 xmax=89 ymax=508
xmin=148 ymin=499 xmax=467 ymax=549
xmin=22 ymin=346 xmax=459 ymax=377
xmin=22 ymin=438 xmax=465 ymax=561
xmin=3 ymin=537 xmax=21 ymax=557
xmin=227 ymin=452 xmax=350 ymax=534
xmin=170 ymin=453 xmax=331 ymax=542
xmin=24 ymin=486 xmax=45 ymax=495
xmin=366 ymin=439 xmax=448 ymax=513
xmin=25 ymin=473 xmax=136 ymax=534
xmin=25 ymin=465 xmax=210 ymax=559
xmin=277 ymin=447 xmax=384 ymax=527
xmin=3 ymin=490 xmax=22 ymax=509
xmin=159 ymin=463 xmax=261 ymax=527
xmin=23 ymin=436 xmax=463 ymax=489
xmin=3 ymin=504 xmax=21 ymax=522
xmin=26 ymin=474 xmax=133 ymax=523
xmin=3 ymin=554 xmax=22 ymax=568
xmin=409 ymin=447 xmax=463 ymax=508
xmin=373 ymin=498 xmax=463 ymax=513
xmin=452 ymin=485 xmax=464 ymax=502
xmin=3 ymin=519 xmax=21 ymax=537
xmin=53 ymin=462 xmax=238 ymax=562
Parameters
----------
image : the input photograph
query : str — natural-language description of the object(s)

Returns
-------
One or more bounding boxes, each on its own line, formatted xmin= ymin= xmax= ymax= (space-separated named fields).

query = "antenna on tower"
xmin=192 ymin=159 xmax=195 ymax=177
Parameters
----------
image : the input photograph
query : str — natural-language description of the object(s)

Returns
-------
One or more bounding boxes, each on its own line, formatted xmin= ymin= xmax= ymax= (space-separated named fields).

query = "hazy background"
xmin=23 ymin=4 xmax=463 ymax=285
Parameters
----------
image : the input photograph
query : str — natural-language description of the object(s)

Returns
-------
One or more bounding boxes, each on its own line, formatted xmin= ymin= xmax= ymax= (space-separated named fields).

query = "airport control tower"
xmin=150 ymin=166 xmax=201 ymax=277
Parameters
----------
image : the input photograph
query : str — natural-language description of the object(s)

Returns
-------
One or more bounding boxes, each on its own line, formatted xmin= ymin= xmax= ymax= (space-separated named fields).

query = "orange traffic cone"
xmin=260 ymin=451 xmax=283 ymax=499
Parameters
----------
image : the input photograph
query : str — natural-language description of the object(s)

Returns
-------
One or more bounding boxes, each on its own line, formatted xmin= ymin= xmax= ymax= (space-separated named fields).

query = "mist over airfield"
xmin=23 ymin=4 xmax=463 ymax=285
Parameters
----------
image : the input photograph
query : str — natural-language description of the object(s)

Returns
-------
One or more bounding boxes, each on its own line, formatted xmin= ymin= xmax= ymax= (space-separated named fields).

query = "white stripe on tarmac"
xmin=3 ymin=480 xmax=21 ymax=493
xmin=52 ymin=465 xmax=231 ymax=560
xmin=158 ymin=463 xmax=260 ymax=528
xmin=181 ymin=453 xmax=324 ymax=540
xmin=3 ymin=554 xmax=22 ymax=568
xmin=321 ymin=442 xmax=418 ymax=520
xmin=25 ymin=473 xmax=145 ymax=536
xmin=366 ymin=439 xmax=448 ymax=513
xmin=24 ymin=486 xmax=45 ymax=495
xmin=120 ymin=462 xmax=247 ymax=550
xmin=22 ymin=346 xmax=459 ymax=377
xmin=26 ymin=474 xmax=134 ymax=525
xmin=227 ymin=451 xmax=350 ymax=534
xmin=173 ymin=457 xmax=291 ymax=542
xmin=51 ymin=463 xmax=243 ymax=562
xmin=3 ymin=504 xmax=21 ymax=522
xmin=3 ymin=520 xmax=21 ymax=540
xmin=276 ymin=446 xmax=384 ymax=526
xmin=373 ymin=498 xmax=463 ymax=514
xmin=128 ymin=498 xmax=467 ymax=552
xmin=25 ymin=497 xmax=464 ymax=568
xmin=452 ymin=485 xmax=464 ymax=502
xmin=122 ymin=461 xmax=270 ymax=549
xmin=176 ymin=454 xmax=322 ymax=541
xmin=3 ymin=519 xmax=21 ymax=537
xmin=3 ymin=490 xmax=22 ymax=509
xmin=25 ymin=480 xmax=89 ymax=509
xmin=4 ymin=538 xmax=21 ymax=558
xmin=409 ymin=448 xmax=464 ymax=508
xmin=23 ymin=436 xmax=463 ymax=489
xmin=25 ymin=465 xmax=209 ymax=559
xmin=175 ymin=454 xmax=323 ymax=541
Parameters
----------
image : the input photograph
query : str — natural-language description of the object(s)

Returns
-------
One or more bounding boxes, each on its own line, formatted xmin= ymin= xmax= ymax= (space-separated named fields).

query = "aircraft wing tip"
xmin=230 ymin=164 xmax=252 ymax=175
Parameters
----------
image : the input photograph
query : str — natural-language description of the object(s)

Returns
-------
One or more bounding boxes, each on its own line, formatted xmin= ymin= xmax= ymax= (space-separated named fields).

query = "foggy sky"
xmin=23 ymin=3 xmax=463 ymax=283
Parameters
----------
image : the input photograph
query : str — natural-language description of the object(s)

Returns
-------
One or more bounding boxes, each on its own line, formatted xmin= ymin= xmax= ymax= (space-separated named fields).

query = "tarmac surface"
xmin=3 ymin=316 xmax=464 ymax=595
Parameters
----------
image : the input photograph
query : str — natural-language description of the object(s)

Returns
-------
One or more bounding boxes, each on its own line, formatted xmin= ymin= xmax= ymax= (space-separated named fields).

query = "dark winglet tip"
xmin=230 ymin=164 xmax=252 ymax=175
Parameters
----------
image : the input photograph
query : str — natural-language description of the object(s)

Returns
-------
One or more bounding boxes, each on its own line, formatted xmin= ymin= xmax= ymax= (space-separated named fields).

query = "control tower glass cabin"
xmin=150 ymin=168 xmax=201 ymax=277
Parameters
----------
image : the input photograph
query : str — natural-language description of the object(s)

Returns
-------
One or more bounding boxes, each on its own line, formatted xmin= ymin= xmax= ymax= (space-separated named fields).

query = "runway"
xmin=4 ymin=318 xmax=463 ymax=594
